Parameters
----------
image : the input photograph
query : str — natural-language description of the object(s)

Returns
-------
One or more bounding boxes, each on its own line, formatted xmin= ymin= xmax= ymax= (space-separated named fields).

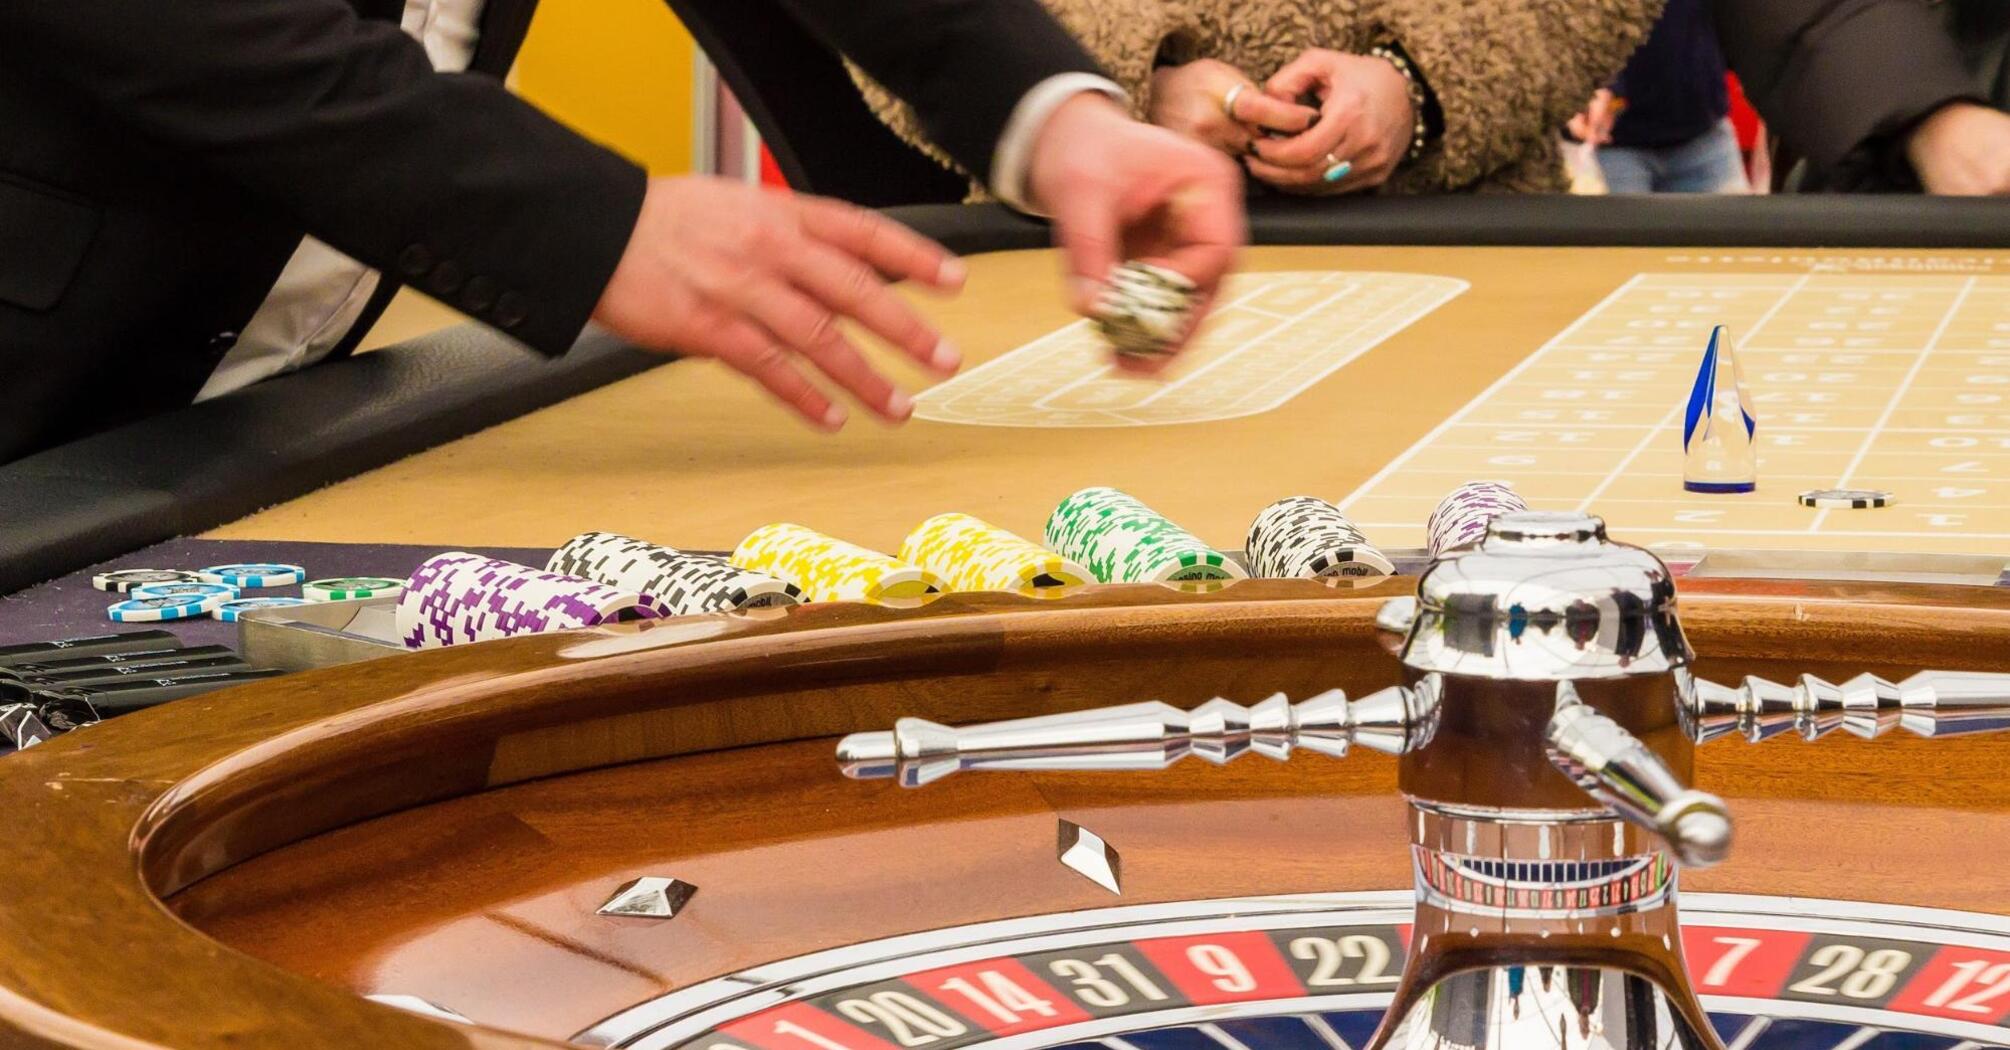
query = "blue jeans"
xmin=1597 ymin=119 xmax=1749 ymax=193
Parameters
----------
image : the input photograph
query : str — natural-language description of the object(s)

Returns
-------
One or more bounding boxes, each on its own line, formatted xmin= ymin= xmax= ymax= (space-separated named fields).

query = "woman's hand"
xmin=1246 ymin=48 xmax=1417 ymax=195
xmin=1148 ymin=59 xmax=1318 ymax=158
xmin=1568 ymin=88 xmax=1619 ymax=146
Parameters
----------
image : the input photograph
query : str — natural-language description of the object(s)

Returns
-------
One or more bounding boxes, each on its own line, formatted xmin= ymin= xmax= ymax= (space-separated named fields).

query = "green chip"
xmin=302 ymin=576 xmax=407 ymax=601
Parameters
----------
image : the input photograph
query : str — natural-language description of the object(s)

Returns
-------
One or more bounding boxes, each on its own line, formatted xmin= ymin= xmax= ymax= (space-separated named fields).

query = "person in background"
xmin=1711 ymin=0 xmax=2010 ymax=194
xmin=852 ymin=0 xmax=1663 ymax=198
xmin=1569 ymin=0 xmax=1748 ymax=194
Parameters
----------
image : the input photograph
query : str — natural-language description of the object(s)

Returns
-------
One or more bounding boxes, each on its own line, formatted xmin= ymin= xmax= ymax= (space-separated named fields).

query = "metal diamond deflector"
xmin=365 ymin=994 xmax=473 ymax=1024
xmin=1057 ymin=819 xmax=1121 ymax=895
xmin=598 ymin=876 xmax=698 ymax=919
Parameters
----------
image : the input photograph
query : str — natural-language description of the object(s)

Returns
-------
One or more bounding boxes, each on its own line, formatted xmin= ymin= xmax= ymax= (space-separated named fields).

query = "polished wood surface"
xmin=0 ymin=579 xmax=2007 ymax=1048
xmin=200 ymin=247 xmax=2010 ymax=555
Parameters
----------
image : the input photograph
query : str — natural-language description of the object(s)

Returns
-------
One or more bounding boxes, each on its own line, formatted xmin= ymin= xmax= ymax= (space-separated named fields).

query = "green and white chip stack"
xmin=1044 ymin=487 xmax=1246 ymax=584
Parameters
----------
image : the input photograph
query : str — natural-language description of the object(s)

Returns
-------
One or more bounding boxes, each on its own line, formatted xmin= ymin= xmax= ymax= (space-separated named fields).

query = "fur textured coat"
xmin=852 ymin=0 xmax=1664 ymax=196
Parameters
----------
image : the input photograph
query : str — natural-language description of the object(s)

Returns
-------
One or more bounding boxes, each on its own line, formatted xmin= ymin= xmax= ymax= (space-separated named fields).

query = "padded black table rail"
xmin=892 ymin=195 xmax=2010 ymax=256
xmin=0 ymin=327 xmax=659 ymax=594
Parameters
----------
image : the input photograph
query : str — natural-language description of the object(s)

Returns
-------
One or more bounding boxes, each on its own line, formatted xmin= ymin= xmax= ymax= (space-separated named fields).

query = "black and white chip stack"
xmin=548 ymin=531 xmax=803 ymax=617
xmin=1425 ymin=480 xmax=1529 ymax=559
xmin=1245 ymin=497 xmax=1395 ymax=579
xmin=1094 ymin=262 xmax=1198 ymax=357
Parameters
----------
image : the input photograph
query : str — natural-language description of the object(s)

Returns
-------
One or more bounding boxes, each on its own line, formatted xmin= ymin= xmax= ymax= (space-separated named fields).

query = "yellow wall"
xmin=512 ymin=0 xmax=699 ymax=175
xmin=364 ymin=1 xmax=700 ymax=349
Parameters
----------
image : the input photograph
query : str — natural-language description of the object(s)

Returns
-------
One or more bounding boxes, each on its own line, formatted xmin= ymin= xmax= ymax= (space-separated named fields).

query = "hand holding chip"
xmin=1247 ymin=48 xmax=1417 ymax=195
xmin=1027 ymin=93 xmax=1247 ymax=372
xmin=1147 ymin=59 xmax=1319 ymax=158
xmin=592 ymin=175 xmax=966 ymax=431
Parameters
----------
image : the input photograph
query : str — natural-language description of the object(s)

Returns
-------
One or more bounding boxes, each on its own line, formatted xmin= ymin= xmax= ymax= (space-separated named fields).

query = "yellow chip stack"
xmin=899 ymin=513 xmax=1093 ymax=595
xmin=731 ymin=523 xmax=942 ymax=605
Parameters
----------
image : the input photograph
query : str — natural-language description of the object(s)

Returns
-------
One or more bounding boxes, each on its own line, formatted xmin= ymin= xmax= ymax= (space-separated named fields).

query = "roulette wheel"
xmin=2 ymin=511 xmax=2009 ymax=1050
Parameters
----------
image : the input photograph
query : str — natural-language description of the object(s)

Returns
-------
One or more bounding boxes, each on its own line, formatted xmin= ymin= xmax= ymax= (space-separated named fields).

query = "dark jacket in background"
xmin=1610 ymin=0 xmax=1730 ymax=149
xmin=1711 ymin=0 xmax=2009 ymax=189
xmin=0 ymin=0 xmax=1102 ymax=462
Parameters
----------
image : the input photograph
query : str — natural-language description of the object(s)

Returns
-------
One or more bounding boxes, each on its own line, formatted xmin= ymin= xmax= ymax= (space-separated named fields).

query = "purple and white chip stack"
xmin=395 ymin=552 xmax=647 ymax=649
xmin=1425 ymin=481 xmax=1529 ymax=559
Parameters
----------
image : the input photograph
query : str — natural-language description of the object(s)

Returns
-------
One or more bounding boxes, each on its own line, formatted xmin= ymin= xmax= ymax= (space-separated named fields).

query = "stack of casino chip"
xmin=1093 ymin=262 xmax=1198 ymax=357
xmin=898 ymin=513 xmax=1092 ymax=594
xmin=107 ymin=581 xmax=240 ymax=623
xmin=1044 ymin=487 xmax=1246 ymax=584
xmin=395 ymin=552 xmax=646 ymax=649
xmin=1425 ymin=480 xmax=1529 ymax=559
xmin=732 ymin=524 xmax=942 ymax=605
xmin=1245 ymin=497 xmax=1394 ymax=579
xmin=548 ymin=531 xmax=803 ymax=616
xmin=92 ymin=569 xmax=208 ymax=594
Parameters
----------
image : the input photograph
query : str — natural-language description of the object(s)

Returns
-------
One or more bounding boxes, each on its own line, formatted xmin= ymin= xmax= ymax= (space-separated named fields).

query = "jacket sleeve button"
xmin=493 ymin=291 xmax=530 ymax=330
xmin=427 ymin=260 xmax=467 ymax=296
xmin=397 ymin=244 xmax=435 ymax=277
xmin=462 ymin=275 xmax=499 ymax=313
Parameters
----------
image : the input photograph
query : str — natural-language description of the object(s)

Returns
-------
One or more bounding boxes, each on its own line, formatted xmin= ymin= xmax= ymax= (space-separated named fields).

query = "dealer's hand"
xmin=1907 ymin=102 xmax=2010 ymax=196
xmin=593 ymin=175 xmax=965 ymax=430
xmin=1027 ymin=92 xmax=1247 ymax=371
xmin=1248 ymin=48 xmax=1415 ymax=195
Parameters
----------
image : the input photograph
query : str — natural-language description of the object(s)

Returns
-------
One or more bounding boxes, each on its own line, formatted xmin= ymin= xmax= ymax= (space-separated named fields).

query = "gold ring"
xmin=1222 ymin=83 xmax=1248 ymax=123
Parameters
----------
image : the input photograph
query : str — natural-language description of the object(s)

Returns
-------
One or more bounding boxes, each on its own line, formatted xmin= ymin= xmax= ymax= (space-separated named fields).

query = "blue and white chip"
xmin=199 ymin=563 xmax=308 ymax=588
xmin=130 ymin=582 xmax=240 ymax=602
xmin=213 ymin=597 xmax=316 ymax=622
xmin=106 ymin=595 xmax=222 ymax=623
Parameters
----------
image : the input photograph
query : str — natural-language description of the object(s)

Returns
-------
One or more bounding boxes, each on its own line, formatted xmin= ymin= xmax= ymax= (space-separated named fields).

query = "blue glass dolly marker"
xmin=1682 ymin=325 xmax=1757 ymax=494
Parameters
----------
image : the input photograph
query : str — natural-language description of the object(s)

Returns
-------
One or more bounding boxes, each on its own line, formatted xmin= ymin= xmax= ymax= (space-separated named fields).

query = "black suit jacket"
xmin=1711 ymin=0 xmax=2004 ymax=190
xmin=0 ymin=0 xmax=1100 ymax=462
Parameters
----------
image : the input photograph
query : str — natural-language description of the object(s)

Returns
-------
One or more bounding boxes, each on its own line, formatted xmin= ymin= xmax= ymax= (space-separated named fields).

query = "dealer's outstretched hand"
xmin=1030 ymin=93 xmax=1247 ymax=372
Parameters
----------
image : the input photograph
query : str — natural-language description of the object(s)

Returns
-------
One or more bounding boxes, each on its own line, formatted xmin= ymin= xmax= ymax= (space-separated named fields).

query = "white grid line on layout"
xmin=1347 ymin=525 xmax=2010 ymax=540
xmin=1574 ymin=274 xmax=1815 ymax=514
xmin=1338 ymin=275 xmax=1652 ymax=514
xmin=1347 ymin=471 xmax=2010 ymax=484
xmin=1340 ymin=273 xmax=2010 ymax=551
xmin=1812 ymin=275 xmax=1982 ymax=532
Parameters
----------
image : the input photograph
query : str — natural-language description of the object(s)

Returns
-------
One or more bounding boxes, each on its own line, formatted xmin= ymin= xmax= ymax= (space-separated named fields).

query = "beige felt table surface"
xmin=206 ymin=245 xmax=2010 ymax=559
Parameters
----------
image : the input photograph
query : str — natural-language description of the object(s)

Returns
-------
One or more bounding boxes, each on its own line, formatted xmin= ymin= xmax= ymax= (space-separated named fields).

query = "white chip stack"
xmin=396 ymin=552 xmax=645 ymax=649
xmin=1245 ymin=497 xmax=1394 ymax=578
xmin=899 ymin=513 xmax=1091 ymax=594
xmin=1094 ymin=262 xmax=1199 ymax=357
xmin=1425 ymin=481 xmax=1529 ymax=559
xmin=548 ymin=532 xmax=803 ymax=617
xmin=731 ymin=524 xmax=942 ymax=605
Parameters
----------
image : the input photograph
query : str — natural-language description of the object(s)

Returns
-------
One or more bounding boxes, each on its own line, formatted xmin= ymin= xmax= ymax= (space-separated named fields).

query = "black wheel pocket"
xmin=0 ymin=172 xmax=101 ymax=312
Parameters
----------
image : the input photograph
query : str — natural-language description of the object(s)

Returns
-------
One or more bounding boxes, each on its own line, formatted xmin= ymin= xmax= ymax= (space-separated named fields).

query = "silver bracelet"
xmin=1368 ymin=45 xmax=1430 ymax=164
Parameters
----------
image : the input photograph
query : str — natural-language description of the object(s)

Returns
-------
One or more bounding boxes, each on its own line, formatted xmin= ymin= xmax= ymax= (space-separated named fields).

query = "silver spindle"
xmin=1679 ymin=669 xmax=2010 ymax=744
xmin=836 ymin=678 xmax=1441 ymax=787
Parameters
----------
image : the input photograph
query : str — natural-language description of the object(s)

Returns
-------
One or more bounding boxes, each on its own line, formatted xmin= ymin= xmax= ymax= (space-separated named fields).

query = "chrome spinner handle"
xmin=836 ymin=679 xmax=1441 ymax=787
xmin=1546 ymin=682 xmax=1733 ymax=868
xmin=1678 ymin=669 xmax=2010 ymax=744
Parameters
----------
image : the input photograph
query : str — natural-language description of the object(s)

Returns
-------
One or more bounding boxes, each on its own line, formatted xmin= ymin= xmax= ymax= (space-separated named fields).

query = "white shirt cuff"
xmin=990 ymin=73 xmax=1128 ymax=216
